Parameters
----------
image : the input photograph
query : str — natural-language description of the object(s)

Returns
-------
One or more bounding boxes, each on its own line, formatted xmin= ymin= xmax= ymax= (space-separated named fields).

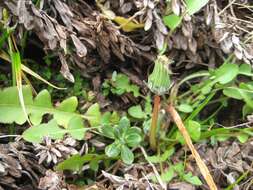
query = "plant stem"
xmin=149 ymin=95 xmax=160 ymax=151
xmin=166 ymin=104 xmax=217 ymax=190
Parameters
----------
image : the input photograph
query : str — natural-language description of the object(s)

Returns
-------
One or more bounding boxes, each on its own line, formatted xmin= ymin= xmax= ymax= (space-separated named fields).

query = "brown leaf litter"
xmin=0 ymin=140 xmax=46 ymax=190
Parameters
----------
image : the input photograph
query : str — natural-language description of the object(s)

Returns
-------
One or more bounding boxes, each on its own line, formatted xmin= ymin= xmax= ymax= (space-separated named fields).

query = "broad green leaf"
xmin=128 ymin=105 xmax=146 ymax=119
xmin=102 ymin=126 xmax=115 ymax=139
xmin=67 ymin=117 xmax=86 ymax=140
xmin=55 ymin=97 xmax=78 ymax=127
xmin=22 ymin=120 xmax=65 ymax=143
xmin=0 ymin=86 xmax=81 ymax=126
xmin=121 ymin=145 xmax=134 ymax=164
xmin=22 ymin=118 xmax=87 ymax=143
xmin=56 ymin=154 xmax=105 ymax=171
xmin=119 ymin=116 xmax=130 ymax=128
xmin=177 ymin=104 xmax=193 ymax=113
xmin=84 ymin=103 xmax=101 ymax=127
xmin=214 ymin=63 xmax=239 ymax=84
xmin=183 ymin=172 xmax=202 ymax=185
xmin=125 ymin=127 xmax=142 ymax=147
xmin=147 ymin=148 xmax=175 ymax=163
xmin=161 ymin=167 xmax=174 ymax=183
xmin=163 ymin=14 xmax=182 ymax=31
xmin=0 ymin=86 xmax=32 ymax=124
xmin=239 ymin=64 xmax=253 ymax=76
xmin=109 ymin=73 xmax=140 ymax=97
xmin=185 ymin=0 xmax=209 ymax=15
xmin=105 ymin=142 xmax=121 ymax=157
xmin=30 ymin=90 xmax=53 ymax=125
xmin=223 ymin=87 xmax=243 ymax=100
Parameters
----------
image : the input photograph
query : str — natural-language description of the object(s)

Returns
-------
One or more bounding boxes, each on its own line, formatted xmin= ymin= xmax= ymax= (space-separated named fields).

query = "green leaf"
xmin=105 ymin=142 xmax=121 ymax=157
xmin=112 ymin=73 xmax=140 ymax=97
xmin=22 ymin=120 xmax=64 ymax=143
xmin=125 ymin=127 xmax=142 ymax=147
xmin=119 ymin=116 xmax=130 ymax=128
xmin=128 ymin=105 xmax=146 ymax=119
xmin=223 ymin=87 xmax=243 ymax=100
xmin=22 ymin=118 xmax=87 ymax=143
xmin=121 ymin=145 xmax=134 ymax=164
xmin=237 ymin=133 xmax=249 ymax=143
xmin=84 ymin=103 xmax=101 ymax=127
xmin=56 ymin=154 xmax=105 ymax=171
xmin=67 ymin=117 xmax=86 ymax=140
xmin=185 ymin=0 xmax=209 ymax=15
xmin=102 ymin=126 xmax=115 ymax=139
xmin=0 ymin=86 xmax=32 ymax=125
xmin=161 ymin=167 xmax=174 ymax=183
xmin=147 ymin=148 xmax=175 ymax=163
xmin=29 ymin=90 xmax=53 ymax=125
xmin=163 ymin=14 xmax=182 ymax=31
xmin=0 ymin=86 xmax=81 ymax=126
xmin=214 ymin=63 xmax=239 ymax=84
xmin=177 ymin=104 xmax=193 ymax=113
xmin=239 ymin=64 xmax=253 ymax=76
xmin=177 ymin=120 xmax=201 ymax=144
xmin=173 ymin=162 xmax=184 ymax=175
xmin=183 ymin=172 xmax=202 ymax=185
xmin=54 ymin=97 xmax=78 ymax=127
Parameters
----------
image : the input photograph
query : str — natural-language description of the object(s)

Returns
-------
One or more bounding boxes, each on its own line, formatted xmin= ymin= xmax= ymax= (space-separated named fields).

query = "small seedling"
xmin=103 ymin=116 xmax=142 ymax=164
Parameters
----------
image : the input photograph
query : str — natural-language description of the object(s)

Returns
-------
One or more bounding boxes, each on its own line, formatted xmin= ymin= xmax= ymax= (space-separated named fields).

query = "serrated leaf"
xmin=0 ymin=86 xmax=81 ymax=126
xmin=22 ymin=120 xmax=65 ymax=143
xmin=67 ymin=116 xmax=86 ymax=140
xmin=185 ymin=0 xmax=209 ymax=15
xmin=30 ymin=90 xmax=53 ymax=125
xmin=163 ymin=14 xmax=182 ymax=31
xmin=55 ymin=97 xmax=78 ymax=127
xmin=22 ymin=117 xmax=87 ymax=143
xmin=128 ymin=105 xmax=146 ymax=119
xmin=0 ymin=86 xmax=32 ymax=124
xmin=84 ymin=103 xmax=101 ymax=127
xmin=121 ymin=145 xmax=134 ymax=164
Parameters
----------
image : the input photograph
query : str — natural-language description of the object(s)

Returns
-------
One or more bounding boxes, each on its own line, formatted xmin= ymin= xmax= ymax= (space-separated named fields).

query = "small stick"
xmin=166 ymin=104 xmax=218 ymax=190
xmin=149 ymin=95 xmax=160 ymax=151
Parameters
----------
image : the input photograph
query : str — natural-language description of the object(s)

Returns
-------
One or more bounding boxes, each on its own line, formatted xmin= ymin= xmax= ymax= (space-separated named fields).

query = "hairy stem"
xmin=149 ymin=95 xmax=160 ymax=151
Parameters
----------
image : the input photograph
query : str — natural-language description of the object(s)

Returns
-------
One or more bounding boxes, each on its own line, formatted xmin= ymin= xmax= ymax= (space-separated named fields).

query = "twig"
xmin=165 ymin=104 xmax=218 ymax=190
xmin=139 ymin=146 xmax=167 ymax=190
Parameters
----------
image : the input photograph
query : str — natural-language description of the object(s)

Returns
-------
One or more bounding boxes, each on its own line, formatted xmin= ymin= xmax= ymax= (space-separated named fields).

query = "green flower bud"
xmin=148 ymin=55 xmax=172 ymax=95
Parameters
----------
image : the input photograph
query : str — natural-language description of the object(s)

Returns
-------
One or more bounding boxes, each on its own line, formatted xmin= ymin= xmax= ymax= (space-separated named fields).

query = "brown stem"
xmin=166 ymin=104 xmax=217 ymax=190
xmin=149 ymin=95 xmax=160 ymax=151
